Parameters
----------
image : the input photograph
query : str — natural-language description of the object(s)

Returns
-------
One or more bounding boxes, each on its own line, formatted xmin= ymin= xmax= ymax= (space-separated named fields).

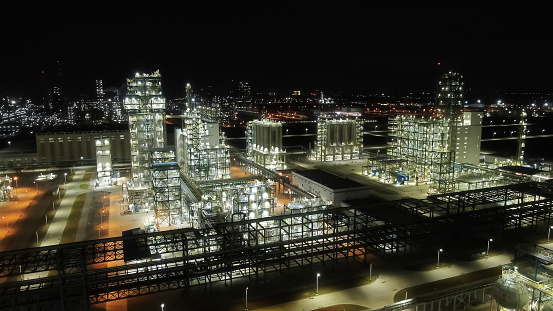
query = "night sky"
xmin=2 ymin=3 xmax=553 ymax=99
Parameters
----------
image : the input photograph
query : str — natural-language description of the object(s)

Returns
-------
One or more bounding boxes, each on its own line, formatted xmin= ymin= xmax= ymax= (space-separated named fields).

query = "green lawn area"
xmin=59 ymin=193 xmax=87 ymax=244
xmin=82 ymin=168 xmax=94 ymax=182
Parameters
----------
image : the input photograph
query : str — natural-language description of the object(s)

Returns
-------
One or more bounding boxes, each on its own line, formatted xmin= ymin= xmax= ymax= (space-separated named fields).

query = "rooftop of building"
xmin=293 ymin=169 xmax=368 ymax=190
xmin=38 ymin=122 xmax=129 ymax=134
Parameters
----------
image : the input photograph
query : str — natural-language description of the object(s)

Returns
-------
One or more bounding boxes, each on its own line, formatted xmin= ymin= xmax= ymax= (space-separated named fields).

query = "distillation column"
xmin=123 ymin=70 xmax=167 ymax=210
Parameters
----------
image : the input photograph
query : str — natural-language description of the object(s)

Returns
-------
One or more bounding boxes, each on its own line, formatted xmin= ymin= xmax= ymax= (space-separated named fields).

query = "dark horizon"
xmin=5 ymin=55 xmax=553 ymax=101
xmin=3 ymin=4 xmax=553 ymax=99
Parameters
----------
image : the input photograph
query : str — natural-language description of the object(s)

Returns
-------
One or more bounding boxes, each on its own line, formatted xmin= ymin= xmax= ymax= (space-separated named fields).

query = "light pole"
xmin=405 ymin=289 xmax=408 ymax=300
xmin=64 ymin=173 xmax=67 ymax=184
xmin=161 ymin=303 xmax=164 ymax=311
xmin=369 ymin=263 xmax=373 ymax=281
xmin=487 ymin=239 xmax=493 ymax=257
xmin=34 ymin=181 xmax=38 ymax=194
xmin=245 ymin=287 xmax=249 ymax=310
xmin=436 ymin=249 xmax=443 ymax=268
xmin=99 ymin=210 xmax=105 ymax=238
xmin=13 ymin=176 xmax=18 ymax=198
xmin=548 ymin=226 xmax=553 ymax=242
xmin=316 ymin=273 xmax=320 ymax=295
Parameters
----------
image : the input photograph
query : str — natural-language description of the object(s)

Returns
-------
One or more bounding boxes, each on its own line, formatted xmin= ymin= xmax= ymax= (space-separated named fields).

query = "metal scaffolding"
xmin=191 ymin=179 xmax=280 ymax=228
xmin=1 ymin=182 xmax=552 ymax=309
xmin=387 ymin=115 xmax=455 ymax=193
xmin=123 ymin=71 xmax=167 ymax=208
xmin=151 ymin=148 xmax=182 ymax=228
xmin=177 ymin=110 xmax=230 ymax=182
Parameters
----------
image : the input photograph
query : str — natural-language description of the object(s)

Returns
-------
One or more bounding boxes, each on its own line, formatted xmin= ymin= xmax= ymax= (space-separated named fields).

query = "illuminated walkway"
xmin=41 ymin=168 xmax=91 ymax=246
xmin=253 ymin=253 xmax=510 ymax=311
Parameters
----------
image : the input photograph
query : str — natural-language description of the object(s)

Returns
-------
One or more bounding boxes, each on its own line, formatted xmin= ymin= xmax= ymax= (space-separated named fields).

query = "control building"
xmin=292 ymin=169 xmax=370 ymax=207
xmin=36 ymin=124 xmax=130 ymax=164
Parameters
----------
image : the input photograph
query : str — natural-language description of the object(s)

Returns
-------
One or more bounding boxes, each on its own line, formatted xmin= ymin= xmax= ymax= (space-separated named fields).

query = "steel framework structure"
xmin=1 ymin=182 xmax=552 ymax=310
xmin=388 ymin=115 xmax=455 ymax=193
xmin=177 ymin=111 xmax=230 ymax=182
xmin=151 ymin=148 xmax=182 ymax=227
xmin=124 ymin=71 xmax=166 ymax=186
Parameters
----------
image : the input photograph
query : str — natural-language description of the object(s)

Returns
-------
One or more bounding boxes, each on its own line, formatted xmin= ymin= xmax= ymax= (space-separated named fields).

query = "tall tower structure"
xmin=516 ymin=109 xmax=527 ymax=165
xmin=436 ymin=70 xmax=464 ymax=118
xmin=237 ymin=82 xmax=252 ymax=111
xmin=186 ymin=83 xmax=193 ymax=111
xmin=52 ymin=60 xmax=67 ymax=119
xmin=95 ymin=135 xmax=112 ymax=185
xmin=123 ymin=71 xmax=167 ymax=190
xmin=96 ymin=79 xmax=106 ymax=118
xmin=386 ymin=70 xmax=476 ymax=194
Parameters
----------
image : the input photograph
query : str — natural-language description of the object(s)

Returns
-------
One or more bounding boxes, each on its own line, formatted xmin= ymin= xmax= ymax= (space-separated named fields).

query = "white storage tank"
xmin=491 ymin=267 xmax=529 ymax=310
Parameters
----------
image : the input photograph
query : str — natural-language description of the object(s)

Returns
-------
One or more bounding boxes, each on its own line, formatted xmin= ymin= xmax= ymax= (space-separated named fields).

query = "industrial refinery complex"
xmin=1 ymin=68 xmax=553 ymax=311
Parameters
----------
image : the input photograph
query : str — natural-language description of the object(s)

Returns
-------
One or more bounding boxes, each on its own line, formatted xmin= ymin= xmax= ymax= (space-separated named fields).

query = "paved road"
xmin=252 ymin=252 xmax=510 ymax=311
xmin=91 ymin=247 xmax=514 ymax=311
xmin=42 ymin=169 xmax=89 ymax=246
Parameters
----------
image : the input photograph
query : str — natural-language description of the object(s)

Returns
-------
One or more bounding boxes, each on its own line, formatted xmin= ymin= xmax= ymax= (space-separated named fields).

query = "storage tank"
xmin=251 ymin=120 xmax=282 ymax=152
xmin=491 ymin=267 xmax=529 ymax=310
xmin=326 ymin=120 xmax=356 ymax=146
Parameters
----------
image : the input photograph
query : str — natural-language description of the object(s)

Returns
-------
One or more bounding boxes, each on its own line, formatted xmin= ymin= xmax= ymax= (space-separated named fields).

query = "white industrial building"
xmin=292 ymin=169 xmax=370 ymax=207
xmin=454 ymin=111 xmax=483 ymax=165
